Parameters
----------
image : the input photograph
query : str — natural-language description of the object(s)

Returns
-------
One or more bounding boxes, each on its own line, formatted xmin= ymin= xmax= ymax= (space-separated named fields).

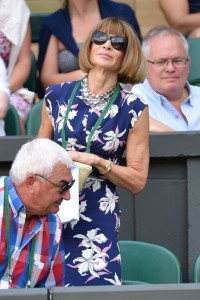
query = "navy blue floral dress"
xmin=45 ymin=80 xmax=147 ymax=286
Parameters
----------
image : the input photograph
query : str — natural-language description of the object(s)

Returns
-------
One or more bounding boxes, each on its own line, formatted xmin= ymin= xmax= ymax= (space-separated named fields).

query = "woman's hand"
xmin=68 ymin=151 xmax=100 ymax=166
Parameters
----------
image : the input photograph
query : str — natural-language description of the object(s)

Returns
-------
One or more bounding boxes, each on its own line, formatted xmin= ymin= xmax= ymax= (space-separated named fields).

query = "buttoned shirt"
xmin=132 ymin=79 xmax=200 ymax=131
xmin=0 ymin=176 xmax=65 ymax=288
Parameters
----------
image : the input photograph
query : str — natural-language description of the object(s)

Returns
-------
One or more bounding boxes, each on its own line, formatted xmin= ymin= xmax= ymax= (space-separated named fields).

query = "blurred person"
xmin=0 ymin=138 xmax=74 ymax=288
xmin=158 ymin=0 xmax=200 ymax=39
xmin=0 ymin=0 xmax=35 ymax=135
xmin=132 ymin=25 xmax=200 ymax=131
xmin=0 ymin=56 xmax=10 ymax=136
xmin=37 ymin=0 xmax=141 ymax=98
xmin=38 ymin=17 xmax=149 ymax=286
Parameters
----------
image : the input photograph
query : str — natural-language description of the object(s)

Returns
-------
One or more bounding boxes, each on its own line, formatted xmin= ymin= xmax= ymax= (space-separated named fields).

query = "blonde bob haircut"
xmin=79 ymin=17 xmax=147 ymax=84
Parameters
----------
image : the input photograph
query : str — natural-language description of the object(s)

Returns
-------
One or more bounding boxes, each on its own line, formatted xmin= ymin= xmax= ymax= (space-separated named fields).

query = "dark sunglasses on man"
xmin=35 ymin=174 xmax=75 ymax=195
xmin=91 ymin=31 xmax=128 ymax=51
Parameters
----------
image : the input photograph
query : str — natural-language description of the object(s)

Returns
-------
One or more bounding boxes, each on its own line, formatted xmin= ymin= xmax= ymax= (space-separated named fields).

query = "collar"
xmin=7 ymin=176 xmax=24 ymax=218
xmin=144 ymin=79 xmax=193 ymax=107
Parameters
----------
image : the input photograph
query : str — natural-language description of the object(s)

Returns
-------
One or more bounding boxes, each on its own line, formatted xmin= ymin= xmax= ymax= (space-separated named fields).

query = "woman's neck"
xmin=87 ymin=70 xmax=118 ymax=95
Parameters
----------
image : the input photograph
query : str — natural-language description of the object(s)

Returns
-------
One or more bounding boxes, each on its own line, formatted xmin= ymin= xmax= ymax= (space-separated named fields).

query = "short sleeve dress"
xmin=45 ymin=79 xmax=147 ymax=286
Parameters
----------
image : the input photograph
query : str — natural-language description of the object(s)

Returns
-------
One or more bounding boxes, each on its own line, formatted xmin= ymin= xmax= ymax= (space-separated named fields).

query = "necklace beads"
xmin=81 ymin=76 xmax=117 ymax=105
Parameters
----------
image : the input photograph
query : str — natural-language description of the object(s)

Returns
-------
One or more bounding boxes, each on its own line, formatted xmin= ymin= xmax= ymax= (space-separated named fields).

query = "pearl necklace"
xmin=81 ymin=76 xmax=117 ymax=105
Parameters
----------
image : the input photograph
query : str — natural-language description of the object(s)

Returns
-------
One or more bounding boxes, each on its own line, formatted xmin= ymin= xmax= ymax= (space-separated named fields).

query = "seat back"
xmin=30 ymin=13 xmax=49 ymax=43
xmin=119 ymin=240 xmax=182 ymax=284
xmin=194 ymin=255 xmax=200 ymax=283
xmin=26 ymin=100 xmax=43 ymax=135
xmin=24 ymin=51 xmax=37 ymax=93
xmin=188 ymin=38 xmax=200 ymax=86
xmin=5 ymin=105 xmax=20 ymax=136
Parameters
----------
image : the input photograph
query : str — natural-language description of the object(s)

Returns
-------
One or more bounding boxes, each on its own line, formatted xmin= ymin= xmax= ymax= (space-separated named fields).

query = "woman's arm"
xmin=37 ymin=100 xmax=54 ymax=139
xmin=9 ymin=22 xmax=31 ymax=93
xmin=69 ymin=107 xmax=150 ymax=195
xmin=158 ymin=0 xmax=200 ymax=36
xmin=40 ymin=35 xmax=85 ymax=89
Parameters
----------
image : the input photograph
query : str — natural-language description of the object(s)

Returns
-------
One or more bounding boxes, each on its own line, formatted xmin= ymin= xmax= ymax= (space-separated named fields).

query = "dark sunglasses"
xmin=91 ymin=31 xmax=128 ymax=51
xmin=35 ymin=174 xmax=75 ymax=195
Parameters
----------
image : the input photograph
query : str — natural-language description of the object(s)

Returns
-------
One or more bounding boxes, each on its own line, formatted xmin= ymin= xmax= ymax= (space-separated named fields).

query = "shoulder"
xmin=45 ymin=9 xmax=65 ymax=22
xmin=131 ymin=82 xmax=151 ymax=103
xmin=121 ymin=88 xmax=148 ymax=107
xmin=100 ymin=0 xmax=137 ymax=22
xmin=189 ymin=83 xmax=200 ymax=93
xmin=45 ymin=81 xmax=77 ymax=97
xmin=43 ymin=8 xmax=68 ymax=28
xmin=101 ymin=0 xmax=135 ymax=13
xmin=18 ymin=0 xmax=30 ymax=13
xmin=189 ymin=84 xmax=200 ymax=102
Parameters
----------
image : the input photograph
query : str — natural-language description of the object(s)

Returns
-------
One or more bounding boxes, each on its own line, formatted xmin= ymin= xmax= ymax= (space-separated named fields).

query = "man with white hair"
xmin=132 ymin=25 xmax=200 ymax=131
xmin=0 ymin=138 xmax=74 ymax=288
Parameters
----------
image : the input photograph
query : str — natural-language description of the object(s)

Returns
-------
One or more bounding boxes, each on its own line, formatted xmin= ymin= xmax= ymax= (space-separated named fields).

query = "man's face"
xmin=146 ymin=34 xmax=190 ymax=98
xmin=27 ymin=163 xmax=73 ymax=216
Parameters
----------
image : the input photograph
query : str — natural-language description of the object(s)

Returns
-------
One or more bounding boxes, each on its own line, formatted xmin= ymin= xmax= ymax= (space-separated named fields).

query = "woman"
xmin=37 ymin=0 xmax=141 ymax=98
xmin=158 ymin=0 xmax=200 ymax=39
xmin=0 ymin=0 xmax=34 ymax=135
xmin=38 ymin=17 xmax=149 ymax=286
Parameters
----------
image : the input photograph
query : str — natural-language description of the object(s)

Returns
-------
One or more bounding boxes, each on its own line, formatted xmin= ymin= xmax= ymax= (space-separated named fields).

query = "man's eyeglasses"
xmin=91 ymin=31 xmax=128 ymax=51
xmin=147 ymin=57 xmax=189 ymax=68
xmin=35 ymin=174 xmax=75 ymax=195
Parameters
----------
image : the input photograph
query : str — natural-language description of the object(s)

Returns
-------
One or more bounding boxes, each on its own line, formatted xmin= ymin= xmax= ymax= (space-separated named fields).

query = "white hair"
xmin=10 ymin=138 xmax=72 ymax=185
xmin=142 ymin=25 xmax=189 ymax=59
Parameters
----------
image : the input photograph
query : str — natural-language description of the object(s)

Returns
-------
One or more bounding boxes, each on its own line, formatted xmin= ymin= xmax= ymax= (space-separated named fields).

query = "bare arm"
xmin=37 ymin=100 xmax=54 ymax=139
xmin=150 ymin=117 xmax=175 ymax=132
xmin=69 ymin=107 xmax=150 ymax=195
xmin=40 ymin=35 xmax=86 ymax=89
xmin=158 ymin=0 xmax=200 ymax=36
xmin=9 ymin=23 xmax=31 ymax=92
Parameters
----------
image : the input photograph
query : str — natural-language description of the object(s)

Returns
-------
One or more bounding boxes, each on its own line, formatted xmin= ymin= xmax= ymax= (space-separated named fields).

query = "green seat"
xmin=24 ymin=51 xmax=37 ymax=93
xmin=194 ymin=255 xmax=200 ymax=283
xmin=187 ymin=38 xmax=200 ymax=86
xmin=26 ymin=100 xmax=43 ymax=135
xmin=30 ymin=13 xmax=49 ymax=43
xmin=122 ymin=280 xmax=147 ymax=285
xmin=5 ymin=105 xmax=20 ymax=136
xmin=119 ymin=240 xmax=182 ymax=284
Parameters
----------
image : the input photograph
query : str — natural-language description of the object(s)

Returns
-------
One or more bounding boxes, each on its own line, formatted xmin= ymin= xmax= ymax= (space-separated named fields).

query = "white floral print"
xmin=99 ymin=186 xmax=119 ymax=214
xmin=45 ymin=81 xmax=147 ymax=286
xmin=102 ymin=127 xmax=126 ymax=152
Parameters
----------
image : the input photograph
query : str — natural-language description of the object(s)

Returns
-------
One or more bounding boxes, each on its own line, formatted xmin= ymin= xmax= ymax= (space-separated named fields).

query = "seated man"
xmin=0 ymin=57 xmax=10 ymax=136
xmin=132 ymin=25 xmax=200 ymax=131
xmin=0 ymin=138 xmax=74 ymax=288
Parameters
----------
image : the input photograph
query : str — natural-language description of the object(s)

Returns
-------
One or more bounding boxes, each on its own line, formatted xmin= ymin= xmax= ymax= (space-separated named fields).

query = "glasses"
xmin=91 ymin=31 xmax=128 ymax=51
xmin=147 ymin=57 xmax=189 ymax=68
xmin=35 ymin=174 xmax=75 ymax=195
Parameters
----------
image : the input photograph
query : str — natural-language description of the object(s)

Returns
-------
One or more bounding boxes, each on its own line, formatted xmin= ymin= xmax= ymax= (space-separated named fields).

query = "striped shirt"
xmin=0 ymin=176 xmax=65 ymax=288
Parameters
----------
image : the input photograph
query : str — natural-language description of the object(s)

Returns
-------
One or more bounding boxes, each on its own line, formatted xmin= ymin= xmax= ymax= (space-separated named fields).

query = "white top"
xmin=0 ymin=57 xmax=10 ymax=136
xmin=0 ymin=57 xmax=10 ymax=95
